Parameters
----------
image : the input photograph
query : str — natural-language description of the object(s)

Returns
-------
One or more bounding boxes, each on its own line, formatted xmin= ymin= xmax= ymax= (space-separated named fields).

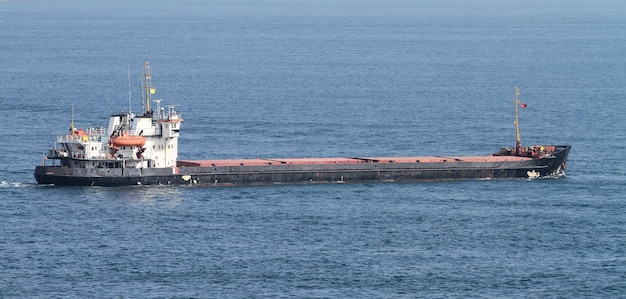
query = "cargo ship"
xmin=34 ymin=62 xmax=570 ymax=187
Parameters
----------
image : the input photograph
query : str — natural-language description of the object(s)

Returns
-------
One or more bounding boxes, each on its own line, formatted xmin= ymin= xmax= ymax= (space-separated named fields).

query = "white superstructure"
xmin=43 ymin=61 xmax=183 ymax=170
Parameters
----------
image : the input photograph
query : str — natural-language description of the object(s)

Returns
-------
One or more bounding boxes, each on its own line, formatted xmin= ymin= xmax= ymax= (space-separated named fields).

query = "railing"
xmin=56 ymin=127 xmax=108 ymax=143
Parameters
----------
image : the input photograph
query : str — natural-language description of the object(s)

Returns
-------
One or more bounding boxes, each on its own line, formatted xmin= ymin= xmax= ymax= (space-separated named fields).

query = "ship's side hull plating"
xmin=34 ymin=166 xmax=177 ymax=187
xmin=34 ymin=146 xmax=570 ymax=187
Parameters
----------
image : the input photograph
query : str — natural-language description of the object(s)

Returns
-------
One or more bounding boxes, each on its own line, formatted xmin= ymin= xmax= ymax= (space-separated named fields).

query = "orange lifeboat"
xmin=110 ymin=134 xmax=146 ymax=147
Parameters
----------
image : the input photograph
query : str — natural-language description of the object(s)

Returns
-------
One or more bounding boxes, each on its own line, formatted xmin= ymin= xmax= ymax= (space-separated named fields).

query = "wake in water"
xmin=0 ymin=181 xmax=36 ymax=188
xmin=535 ymin=171 xmax=567 ymax=180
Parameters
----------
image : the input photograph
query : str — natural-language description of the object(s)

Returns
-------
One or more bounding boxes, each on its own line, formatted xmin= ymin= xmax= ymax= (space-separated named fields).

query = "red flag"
xmin=520 ymin=103 xmax=527 ymax=108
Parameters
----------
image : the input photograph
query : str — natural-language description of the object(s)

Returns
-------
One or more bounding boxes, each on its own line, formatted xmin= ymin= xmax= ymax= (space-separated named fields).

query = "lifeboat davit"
xmin=110 ymin=134 xmax=146 ymax=147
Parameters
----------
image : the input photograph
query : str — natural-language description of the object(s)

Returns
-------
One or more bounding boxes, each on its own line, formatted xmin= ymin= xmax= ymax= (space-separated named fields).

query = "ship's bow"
xmin=549 ymin=145 xmax=571 ymax=176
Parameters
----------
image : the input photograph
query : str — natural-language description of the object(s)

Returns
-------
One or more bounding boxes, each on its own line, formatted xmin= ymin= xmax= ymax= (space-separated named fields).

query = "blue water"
xmin=2 ymin=0 xmax=626 ymax=297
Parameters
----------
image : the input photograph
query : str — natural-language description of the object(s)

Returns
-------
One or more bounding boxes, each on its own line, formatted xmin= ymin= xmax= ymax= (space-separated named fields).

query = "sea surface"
xmin=1 ymin=0 xmax=626 ymax=297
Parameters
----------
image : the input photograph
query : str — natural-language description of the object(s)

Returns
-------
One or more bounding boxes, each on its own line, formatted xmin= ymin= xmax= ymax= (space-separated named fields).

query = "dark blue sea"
xmin=2 ymin=0 xmax=626 ymax=297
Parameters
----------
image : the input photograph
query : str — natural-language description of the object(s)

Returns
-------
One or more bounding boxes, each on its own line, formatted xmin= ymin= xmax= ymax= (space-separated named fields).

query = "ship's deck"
xmin=177 ymin=155 xmax=533 ymax=167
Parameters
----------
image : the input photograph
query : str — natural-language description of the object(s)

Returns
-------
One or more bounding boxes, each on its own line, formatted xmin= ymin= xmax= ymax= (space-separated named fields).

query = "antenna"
xmin=139 ymin=73 xmax=144 ymax=113
xmin=153 ymin=99 xmax=162 ymax=120
xmin=514 ymin=86 xmax=522 ymax=154
xmin=70 ymin=103 xmax=75 ymax=135
xmin=127 ymin=65 xmax=132 ymax=114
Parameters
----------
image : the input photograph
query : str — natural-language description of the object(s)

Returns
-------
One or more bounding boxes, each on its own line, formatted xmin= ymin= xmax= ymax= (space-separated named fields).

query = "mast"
xmin=69 ymin=104 xmax=75 ymax=135
xmin=142 ymin=60 xmax=154 ymax=116
xmin=514 ymin=86 xmax=522 ymax=154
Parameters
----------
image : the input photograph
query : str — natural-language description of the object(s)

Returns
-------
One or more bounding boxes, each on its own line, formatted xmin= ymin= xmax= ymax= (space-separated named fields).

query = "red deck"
xmin=177 ymin=157 xmax=364 ymax=167
xmin=359 ymin=156 xmax=532 ymax=163
xmin=177 ymin=155 xmax=533 ymax=167
xmin=177 ymin=159 xmax=276 ymax=167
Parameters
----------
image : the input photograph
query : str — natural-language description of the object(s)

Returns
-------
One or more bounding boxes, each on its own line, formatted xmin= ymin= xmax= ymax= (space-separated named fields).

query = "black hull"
xmin=34 ymin=146 xmax=570 ymax=187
